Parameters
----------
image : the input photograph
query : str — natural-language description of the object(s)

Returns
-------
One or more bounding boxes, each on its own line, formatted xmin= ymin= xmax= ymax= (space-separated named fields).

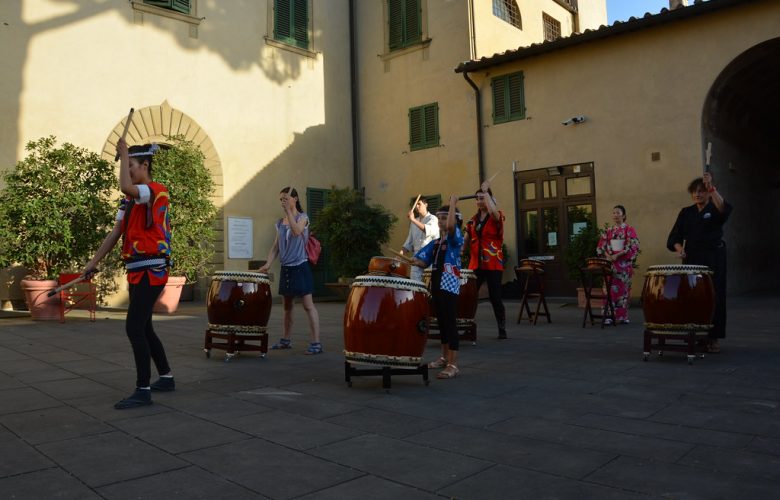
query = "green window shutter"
xmin=275 ymin=0 xmax=292 ymax=41
xmin=292 ymin=0 xmax=309 ymax=49
xmin=404 ymin=0 xmax=421 ymax=45
xmin=144 ymin=0 xmax=173 ymax=9
xmin=425 ymin=194 xmax=442 ymax=214
xmin=492 ymin=72 xmax=525 ymax=124
xmin=306 ymin=187 xmax=330 ymax=223
xmin=171 ymin=0 xmax=190 ymax=14
xmin=508 ymin=72 xmax=525 ymax=120
xmin=388 ymin=0 xmax=404 ymax=50
xmin=409 ymin=103 xmax=439 ymax=151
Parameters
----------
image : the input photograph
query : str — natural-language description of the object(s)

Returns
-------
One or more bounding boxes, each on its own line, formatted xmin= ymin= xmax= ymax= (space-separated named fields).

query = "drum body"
xmin=422 ymin=269 xmax=478 ymax=321
xmin=641 ymin=265 xmax=714 ymax=332
xmin=367 ymin=256 xmax=410 ymax=279
xmin=343 ymin=275 xmax=430 ymax=367
xmin=207 ymin=271 xmax=272 ymax=331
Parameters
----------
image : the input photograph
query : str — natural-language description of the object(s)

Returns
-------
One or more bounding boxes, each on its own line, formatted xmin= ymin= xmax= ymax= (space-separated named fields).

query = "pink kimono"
xmin=596 ymin=224 xmax=640 ymax=322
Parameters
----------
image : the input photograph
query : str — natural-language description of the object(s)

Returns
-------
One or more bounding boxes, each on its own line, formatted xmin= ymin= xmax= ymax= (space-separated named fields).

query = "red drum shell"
xmin=207 ymin=272 xmax=272 ymax=327
xmin=641 ymin=265 xmax=715 ymax=329
xmin=367 ymin=256 xmax=411 ymax=279
xmin=343 ymin=275 xmax=429 ymax=366
xmin=423 ymin=269 xmax=477 ymax=320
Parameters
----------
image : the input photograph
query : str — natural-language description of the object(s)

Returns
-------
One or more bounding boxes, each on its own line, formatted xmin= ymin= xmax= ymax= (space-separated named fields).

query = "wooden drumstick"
xmin=115 ymin=108 xmax=134 ymax=161
xmin=388 ymin=248 xmax=414 ymax=263
xmin=704 ymin=142 xmax=712 ymax=174
xmin=486 ymin=171 xmax=500 ymax=184
xmin=412 ymin=193 xmax=422 ymax=209
xmin=46 ymin=274 xmax=88 ymax=298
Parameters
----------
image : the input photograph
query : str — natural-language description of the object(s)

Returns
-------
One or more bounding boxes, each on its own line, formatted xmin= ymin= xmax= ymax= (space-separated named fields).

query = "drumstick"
xmin=115 ymin=108 xmax=135 ymax=161
xmin=412 ymin=193 xmax=422 ymax=209
xmin=486 ymin=171 xmax=500 ymax=184
xmin=704 ymin=142 xmax=712 ymax=174
xmin=46 ymin=274 xmax=88 ymax=297
xmin=388 ymin=248 xmax=414 ymax=263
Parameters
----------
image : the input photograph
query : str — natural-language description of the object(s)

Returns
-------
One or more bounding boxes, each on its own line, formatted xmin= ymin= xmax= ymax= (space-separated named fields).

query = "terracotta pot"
xmin=153 ymin=275 xmax=186 ymax=314
xmin=21 ymin=279 xmax=60 ymax=320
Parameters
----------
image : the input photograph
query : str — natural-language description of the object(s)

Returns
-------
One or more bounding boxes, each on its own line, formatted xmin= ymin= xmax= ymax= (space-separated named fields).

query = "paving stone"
xmin=0 ymin=405 xmax=112 ymax=445
xmin=55 ymin=358 xmax=126 ymax=375
xmin=30 ymin=377 xmax=117 ymax=400
xmin=157 ymin=392 xmax=274 ymax=421
xmin=28 ymin=349 xmax=91 ymax=364
xmin=14 ymin=366 xmax=81 ymax=384
xmin=440 ymin=464 xmax=647 ymax=500
xmin=0 ymin=386 xmax=62 ymax=415
xmin=0 ymin=430 xmax=53 ymax=477
xmin=679 ymin=443 xmax=780 ymax=480
xmin=37 ymin=431 xmax=187 ymax=487
xmin=0 ymin=372 xmax=26 ymax=390
xmin=233 ymin=388 xmax=363 ymax=420
xmin=180 ymin=437 xmax=362 ymax=499
xmin=0 ymin=467 xmax=102 ymax=500
xmin=310 ymin=434 xmax=492 ymax=490
xmin=111 ymin=411 xmax=251 ymax=454
xmin=297 ymin=474 xmax=442 ymax=500
xmin=324 ymin=408 xmax=441 ymax=439
xmin=64 ymin=392 xmax=172 ymax=422
xmin=96 ymin=465 xmax=260 ymax=500
xmin=747 ymin=435 xmax=780 ymax=457
xmin=410 ymin=424 xmax=615 ymax=479
xmin=650 ymin=404 xmax=780 ymax=438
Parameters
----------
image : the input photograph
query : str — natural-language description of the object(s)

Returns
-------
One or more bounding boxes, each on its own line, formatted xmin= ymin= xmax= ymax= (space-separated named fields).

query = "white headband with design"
xmin=128 ymin=143 xmax=160 ymax=157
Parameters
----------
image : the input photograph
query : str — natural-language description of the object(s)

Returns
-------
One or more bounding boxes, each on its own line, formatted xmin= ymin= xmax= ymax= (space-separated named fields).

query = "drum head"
xmin=211 ymin=271 xmax=272 ymax=284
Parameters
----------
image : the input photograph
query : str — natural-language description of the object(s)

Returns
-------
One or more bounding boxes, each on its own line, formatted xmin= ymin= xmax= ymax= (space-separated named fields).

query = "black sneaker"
xmin=114 ymin=389 xmax=152 ymax=409
xmin=150 ymin=377 xmax=175 ymax=392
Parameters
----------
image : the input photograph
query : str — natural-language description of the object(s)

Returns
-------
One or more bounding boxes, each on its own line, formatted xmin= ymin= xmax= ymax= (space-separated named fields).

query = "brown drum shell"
xmin=424 ymin=271 xmax=478 ymax=320
xmin=641 ymin=269 xmax=715 ymax=327
xmin=367 ymin=256 xmax=411 ymax=279
xmin=207 ymin=277 xmax=272 ymax=327
xmin=343 ymin=280 xmax=429 ymax=360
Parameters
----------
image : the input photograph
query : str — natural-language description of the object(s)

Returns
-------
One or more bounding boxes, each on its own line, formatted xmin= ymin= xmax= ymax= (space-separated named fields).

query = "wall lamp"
xmin=562 ymin=115 xmax=586 ymax=126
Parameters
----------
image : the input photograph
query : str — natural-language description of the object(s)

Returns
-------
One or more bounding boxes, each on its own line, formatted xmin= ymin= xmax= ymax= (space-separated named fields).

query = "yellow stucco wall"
xmin=0 ymin=0 xmax=353 ymax=305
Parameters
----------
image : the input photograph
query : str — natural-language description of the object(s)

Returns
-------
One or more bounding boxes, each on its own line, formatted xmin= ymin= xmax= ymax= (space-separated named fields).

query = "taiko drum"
xmin=343 ymin=275 xmax=430 ymax=367
xmin=641 ymin=265 xmax=715 ymax=332
xmin=207 ymin=271 xmax=272 ymax=329
xmin=367 ymin=256 xmax=411 ymax=279
xmin=422 ymin=268 xmax=478 ymax=321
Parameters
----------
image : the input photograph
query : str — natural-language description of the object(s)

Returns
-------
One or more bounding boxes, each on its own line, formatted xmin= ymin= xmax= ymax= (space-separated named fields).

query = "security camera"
xmin=562 ymin=115 xmax=586 ymax=126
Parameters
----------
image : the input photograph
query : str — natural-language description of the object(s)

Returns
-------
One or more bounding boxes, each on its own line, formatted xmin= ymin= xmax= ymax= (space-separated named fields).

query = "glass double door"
xmin=515 ymin=163 xmax=596 ymax=295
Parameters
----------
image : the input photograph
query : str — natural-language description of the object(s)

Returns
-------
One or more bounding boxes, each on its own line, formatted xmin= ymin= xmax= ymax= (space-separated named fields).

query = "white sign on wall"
xmin=227 ymin=216 xmax=253 ymax=259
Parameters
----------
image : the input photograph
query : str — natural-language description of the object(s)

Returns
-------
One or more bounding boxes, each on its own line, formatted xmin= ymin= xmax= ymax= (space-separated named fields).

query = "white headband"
xmin=128 ymin=143 xmax=160 ymax=157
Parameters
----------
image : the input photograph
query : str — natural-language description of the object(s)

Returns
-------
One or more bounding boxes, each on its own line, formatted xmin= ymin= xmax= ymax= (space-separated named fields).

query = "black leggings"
xmin=126 ymin=273 xmax=170 ymax=387
xmin=433 ymin=289 xmax=459 ymax=351
xmin=475 ymin=269 xmax=506 ymax=329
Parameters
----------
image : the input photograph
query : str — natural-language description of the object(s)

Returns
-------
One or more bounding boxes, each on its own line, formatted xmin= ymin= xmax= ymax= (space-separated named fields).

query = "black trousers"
xmin=475 ymin=269 xmax=506 ymax=331
xmin=433 ymin=289 xmax=459 ymax=351
xmin=126 ymin=273 xmax=171 ymax=387
xmin=686 ymin=244 xmax=727 ymax=339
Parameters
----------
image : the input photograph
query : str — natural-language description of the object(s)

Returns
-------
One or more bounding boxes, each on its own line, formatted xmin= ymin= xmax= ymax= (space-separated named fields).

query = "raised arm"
xmin=117 ymin=138 xmax=140 ymax=199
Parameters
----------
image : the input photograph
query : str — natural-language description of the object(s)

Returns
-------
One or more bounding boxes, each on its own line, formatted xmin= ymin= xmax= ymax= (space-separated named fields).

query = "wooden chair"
xmin=58 ymin=273 xmax=96 ymax=322
xmin=579 ymin=258 xmax=615 ymax=328
xmin=515 ymin=259 xmax=551 ymax=325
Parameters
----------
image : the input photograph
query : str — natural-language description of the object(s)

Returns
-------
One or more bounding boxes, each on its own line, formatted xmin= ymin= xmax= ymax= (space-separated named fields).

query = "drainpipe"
xmin=463 ymin=71 xmax=485 ymax=183
xmin=348 ymin=0 xmax=360 ymax=189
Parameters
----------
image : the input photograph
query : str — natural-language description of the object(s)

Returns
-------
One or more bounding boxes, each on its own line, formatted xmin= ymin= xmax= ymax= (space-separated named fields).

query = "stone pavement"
xmin=1 ymin=295 xmax=779 ymax=499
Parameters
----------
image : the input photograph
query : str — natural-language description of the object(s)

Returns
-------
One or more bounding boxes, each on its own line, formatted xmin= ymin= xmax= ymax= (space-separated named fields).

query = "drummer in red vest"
xmin=84 ymin=139 xmax=174 ymax=409
xmin=464 ymin=180 xmax=507 ymax=339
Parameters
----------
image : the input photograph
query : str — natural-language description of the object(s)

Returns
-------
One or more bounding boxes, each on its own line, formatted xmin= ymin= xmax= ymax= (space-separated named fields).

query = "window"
xmin=566 ymin=176 xmax=592 ymax=196
xmin=493 ymin=0 xmax=522 ymax=29
xmin=542 ymin=180 xmax=557 ymax=199
xmin=542 ymin=13 xmax=561 ymax=41
xmin=143 ymin=0 xmax=190 ymax=14
xmin=522 ymin=182 xmax=536 ymax=201
xmin=492 ymin=72 xmax=525 ymax=124
xmin=409 ymin=103 xmax=439 ymax=151
xmin=274 ymin=0 xmax=309 ymax=49
xmin=388 ymin=0 xmax=422 ymax=51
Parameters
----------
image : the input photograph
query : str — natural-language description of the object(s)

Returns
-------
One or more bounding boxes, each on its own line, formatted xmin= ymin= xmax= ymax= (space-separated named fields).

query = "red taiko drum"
xmin=422 ymin=268 xmax=478 ymax=322
xmin=641 ymin=265 xmax=715 ymax=332
xmin=207 ymin=271 xmax=272 ymax=333
xmin=367 ymin=256 xmax=411 ymax=279
xmin=343 ymin=275 xmax=430 ymax=367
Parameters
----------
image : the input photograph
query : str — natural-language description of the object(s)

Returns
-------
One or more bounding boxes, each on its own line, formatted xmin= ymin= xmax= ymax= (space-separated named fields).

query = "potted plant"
xmin=0 ymin=136 xmax=117 ymax=319
xmin=564 ymin=221 xmax=603 ymax=308
xmin=149 ymin=136 xmax=218 ymax=313
xmin=311 ymin=187 xmax=397 ymax=281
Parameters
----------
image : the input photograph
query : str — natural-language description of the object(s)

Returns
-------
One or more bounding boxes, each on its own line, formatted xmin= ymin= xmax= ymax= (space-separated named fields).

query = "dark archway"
xmin=702 ymin=37 xmax=780 ymax=294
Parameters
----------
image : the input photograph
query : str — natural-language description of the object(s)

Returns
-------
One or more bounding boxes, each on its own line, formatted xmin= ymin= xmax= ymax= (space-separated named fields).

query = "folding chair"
xmin=58 ymin=273 xmax=96 ymax=322
xmin=515 ymin=259 xmax=551 ymax=325
xmin=580 ymin=258 xmax=615 ymax=328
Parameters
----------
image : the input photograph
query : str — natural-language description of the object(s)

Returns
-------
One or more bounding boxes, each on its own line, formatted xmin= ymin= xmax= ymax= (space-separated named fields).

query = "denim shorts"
xmin=279 ymin=262 xmax=314 ymax=297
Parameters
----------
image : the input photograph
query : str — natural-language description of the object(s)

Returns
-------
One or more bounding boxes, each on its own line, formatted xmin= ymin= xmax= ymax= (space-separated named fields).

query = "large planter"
xmin=153 ymin=276 xmax=187 ymax=314
xmin=21 ymin=279 xmax=60 ymax=320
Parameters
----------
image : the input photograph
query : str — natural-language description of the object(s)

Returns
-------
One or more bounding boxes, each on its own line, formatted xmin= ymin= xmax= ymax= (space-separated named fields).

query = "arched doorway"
xmin=102 ymin=101 xmax=224 ymax=298
xmin=702 ymin=37 xmax=780 ymax=294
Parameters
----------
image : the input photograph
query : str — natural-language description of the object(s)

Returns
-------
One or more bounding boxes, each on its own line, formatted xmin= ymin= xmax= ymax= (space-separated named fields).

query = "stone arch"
xmin=102 ymin=101 xmax=225 ymax=293
xmin=701 ymin=37 xmax=780 ymax=294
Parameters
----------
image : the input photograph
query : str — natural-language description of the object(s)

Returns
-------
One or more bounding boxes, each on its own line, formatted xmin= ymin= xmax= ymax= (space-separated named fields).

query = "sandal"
xmin=437 ymin=364 xmax=459 ymax=379
xmin=304 ymin=342 xmax=323 ymax=355
xmin=271 ymin=338 xmax=292 ymax=350
xmin=427 ymin=357 xmax=447 ymax=369
xmin=706 ymin=341 xmax=721 ymax=354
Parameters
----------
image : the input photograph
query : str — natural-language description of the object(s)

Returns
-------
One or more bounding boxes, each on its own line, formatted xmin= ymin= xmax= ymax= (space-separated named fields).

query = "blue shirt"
xmin=275 ymin=213 xmax=309 ymax=266
xmin=415 ymin=227 xmax=464 ymax=294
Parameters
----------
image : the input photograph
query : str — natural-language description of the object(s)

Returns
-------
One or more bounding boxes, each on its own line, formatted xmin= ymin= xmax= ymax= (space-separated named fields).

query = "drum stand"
xmin=643 ymin=329 xmax=707 ymax=365
xmin=344 ymin=361 xmax=429 ymax=392
xmin=204 ymin=325 xmax=268 ymax=362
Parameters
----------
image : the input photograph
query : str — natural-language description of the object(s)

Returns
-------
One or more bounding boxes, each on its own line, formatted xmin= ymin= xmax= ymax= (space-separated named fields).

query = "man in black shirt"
xmin=667 ymin=172 xmax=732 ymax=353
